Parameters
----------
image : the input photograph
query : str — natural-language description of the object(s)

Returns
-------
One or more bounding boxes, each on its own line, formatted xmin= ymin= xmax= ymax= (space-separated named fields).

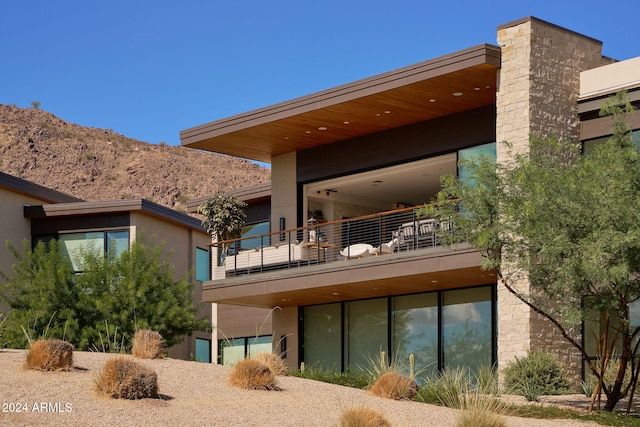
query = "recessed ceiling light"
xmin=485 ymin=85 xmax=491 ymax=89
xmin=318 ymin=126 xmax=327 ymax=131
xmin=332 ymin=292 xmax=339 ymax=296
xmin=474 ymin=87 xmax=480 ymax=91
xmin=431 ymin=280 xmax=438 ymax=283
xmin=384 ymin=110 xmax=390 ymax=114
xmin=429 ymin=99 xmax=436 ymax=102
xmin=305 ymin=131 xmax=311 ymax=134
xmin=453 ymin=92 xmax=463 ymax=97
xmin=344 ymin=121 xmax=350 ymax=125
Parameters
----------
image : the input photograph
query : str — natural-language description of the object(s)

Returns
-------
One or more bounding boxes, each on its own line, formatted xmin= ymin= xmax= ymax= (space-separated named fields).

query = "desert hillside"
xmin=0 ymin=104 xmax=270 ymax=211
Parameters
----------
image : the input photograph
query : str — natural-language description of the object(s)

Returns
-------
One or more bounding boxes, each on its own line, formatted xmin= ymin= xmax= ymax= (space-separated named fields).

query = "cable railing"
xmin=209 ymin=203 xmax=457 ymax=280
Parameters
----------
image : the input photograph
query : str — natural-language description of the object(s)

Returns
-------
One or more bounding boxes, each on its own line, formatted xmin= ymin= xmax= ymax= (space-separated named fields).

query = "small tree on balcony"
xmin=425 ymin=92 xmax=640 ymax=412
xmin=198 ymin=194 xmax=247 ymax=263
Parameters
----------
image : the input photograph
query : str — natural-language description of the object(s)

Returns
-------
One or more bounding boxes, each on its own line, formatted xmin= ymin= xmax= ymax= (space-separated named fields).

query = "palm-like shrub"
xmin=502 ymin=351 xmax=570 ymax=400
xmin=132 ymin=329 xmax=164 ymax=359
xmin=228 ymin=358 xmax=278 ymax=390
xmin=253 ymin=352 xmax=288 ymax=376
xmin=24 ymin=339 xmax=74 ymax=371
xmin=339 ymin=407 xmax=391 ymax=427
xmin=95 ymin=357 xmax=159 ymax=399
xmin=369 ymin=371 xmax=418 ymax=400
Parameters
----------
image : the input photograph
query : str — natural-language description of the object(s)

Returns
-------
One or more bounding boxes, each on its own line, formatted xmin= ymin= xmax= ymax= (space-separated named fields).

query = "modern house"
xmin=182 ymin=17 xmax=640 ymax=380
xmin=0 ymin=171 xmax=213 ymax=361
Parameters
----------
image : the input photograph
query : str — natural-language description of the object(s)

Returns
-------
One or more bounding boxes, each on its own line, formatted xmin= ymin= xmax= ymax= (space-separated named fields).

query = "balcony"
xmin=209 ymin=204 xmax=463 ymax=280
xmin=203 ymin=203 xmax=490 ymax=308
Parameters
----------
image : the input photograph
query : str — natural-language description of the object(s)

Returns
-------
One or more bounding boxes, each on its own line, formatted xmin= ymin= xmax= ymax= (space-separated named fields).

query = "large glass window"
xmin=458 ymin=142 xmax=497 ymax=185
xmin=60 ymin=230 xmax=129 ymax=272
xmin=218 ymin=335 xmax=273 ymax=366
xmin=303 ymin=303 xmax=342 ymax=370
xmin=248 ymin=335 xmax=273 ymax=358
xmin=345 ymin=298 xmax=388 ymax=370
xmin=302 ymin=285 xmax=495 ymax=376
xmin=195 ymin=338 xmax=211 ymax=363
xmin=106 ymin=231 xmax=129 ymax=257
xmin=393 ymin=293 xmax=438 ymax=378
xmin=219 ymin=338 xmax=246 ymax=366
xmin=442 ymin=287 xmax=493 ymax=372
xmin=195 ymin=247 xmax=209 ymax=282
xmin=583 ymin=130 xmax=640 ymax=155
xmin=240 ymin=221 xmax=270 ymax=250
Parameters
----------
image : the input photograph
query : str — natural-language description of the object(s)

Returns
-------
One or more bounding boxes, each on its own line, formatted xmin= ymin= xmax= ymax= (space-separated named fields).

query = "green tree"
xmin=198 ymin=194 xmax=247 ymax=260
xmin=30 ymin=100 xmax=41 ymax=109
xmin=0 ymin=240 xmax=80 ymax=347
xmin=424 ymin=92 xmax=640 ymax=411
xmin=75 ymin=236 xmax=210 ymax=348
xmin=0 ymin=236 xmax=210 ymax=351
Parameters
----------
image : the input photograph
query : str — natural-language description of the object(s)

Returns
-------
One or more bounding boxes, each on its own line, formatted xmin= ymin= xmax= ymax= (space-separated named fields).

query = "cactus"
xmin=409 ymin=353 xmax=415 ymax=380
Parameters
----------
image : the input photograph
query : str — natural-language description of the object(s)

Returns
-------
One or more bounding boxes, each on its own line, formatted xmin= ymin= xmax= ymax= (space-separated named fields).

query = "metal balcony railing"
xmin=208 ymin=203 xmax=456 ymax=280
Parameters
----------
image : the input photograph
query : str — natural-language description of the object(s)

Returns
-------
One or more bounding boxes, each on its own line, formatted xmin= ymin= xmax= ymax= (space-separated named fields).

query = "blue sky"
xmin=2 ymin=1 xmax=638 ymax=153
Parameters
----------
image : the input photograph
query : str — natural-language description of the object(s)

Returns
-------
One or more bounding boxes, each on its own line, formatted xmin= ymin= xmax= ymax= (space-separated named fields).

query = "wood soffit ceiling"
xmin=203 ymin=266 xmax=495 ymax=309
xmin=181 ymin=44 xmax=501 ymax=163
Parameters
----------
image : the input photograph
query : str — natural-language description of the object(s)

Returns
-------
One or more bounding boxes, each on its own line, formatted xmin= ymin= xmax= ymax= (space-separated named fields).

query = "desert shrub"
xmin=290 ymin=364 xmax=369 ymax=389
xmin=455 ymin=393 xmax=507 ymax=427
xmin=502 ymin=351 xmax=570 ymax=399
xmin=132 ymin=329 xmax=164 ymax=359
xmin=95 ymin=357 xmax=158 ymax=399
xmin=418 ymin=367 xmax=469 ymax=407
xmin=369 ymin=371 xmax=418 ymax=400
xmin=24 ymin=339 xmax=74 ymax=371
xmin=89 ymin=320 xmax=128 ymax=354
xmin=253 ymin=352 xmax=288 ymax=376
xmin=228 ymin=358 xmax=277 ymax=390
xmin=474 ymin=365 xmax=500 ymax=396
xmin=0 ymin=312 xmax=6 ymax=346
xmin=339 ymin=407 xmax=391 ymax=427
xmin=582 ymin=357 xmax=633 ymax=397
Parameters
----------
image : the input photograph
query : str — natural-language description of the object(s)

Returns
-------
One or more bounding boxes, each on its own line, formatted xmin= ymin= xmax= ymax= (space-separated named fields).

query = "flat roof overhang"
xmin=24 ymin=199 xmax=205 ymax=232
xmin=202 ymin=246 xmax=493 ymax=308
xmin=181 ymin=44 xmax=501 ymax=163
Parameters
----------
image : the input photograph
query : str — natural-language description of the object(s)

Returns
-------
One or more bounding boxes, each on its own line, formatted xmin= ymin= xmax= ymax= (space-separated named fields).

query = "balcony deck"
xmin=203 ymin=205 xmax=494 ymax=308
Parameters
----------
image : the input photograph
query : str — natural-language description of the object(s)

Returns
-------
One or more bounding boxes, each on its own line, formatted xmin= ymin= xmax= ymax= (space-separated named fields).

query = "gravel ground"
xmin=0 ymin=349 xmax=599 ymax=426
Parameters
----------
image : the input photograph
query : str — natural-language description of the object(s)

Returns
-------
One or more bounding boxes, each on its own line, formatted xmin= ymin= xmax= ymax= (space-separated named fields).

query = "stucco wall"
xmin=130 ymin=212 xmax=212 ymax=360
xmin=0 ymin=189 xmax=46 ymax=313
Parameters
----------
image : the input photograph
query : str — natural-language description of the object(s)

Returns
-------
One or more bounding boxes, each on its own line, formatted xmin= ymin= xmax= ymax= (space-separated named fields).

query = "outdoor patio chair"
xmin=370 ymin=237 xmax=398 ymax=255
xmin=340 ymin=243 xmax=373 ymax=260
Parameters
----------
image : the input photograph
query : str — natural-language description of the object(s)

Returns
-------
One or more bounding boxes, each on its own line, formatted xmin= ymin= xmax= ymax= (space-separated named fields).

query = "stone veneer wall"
xmin=495 ymin=17 xmax=605 ymax=385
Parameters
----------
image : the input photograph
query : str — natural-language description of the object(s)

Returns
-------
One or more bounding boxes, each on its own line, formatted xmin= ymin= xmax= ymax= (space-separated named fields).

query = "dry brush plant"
xmin=132 ymin=329 xmax=164 ymax=359
xmin=455 ymin=393 xmax=507 ymax=427
xmin=339 ymin=407 xmax=392 ymax=427
xmin=24 ymin=339 xmax=74 ymax=371
xmin=253 ymin=351 xmax=288 ymax=376
xmin=369 ymin=371 xmax=418 ymax=400
xmin=432 ymin=369 xmax=507 ymax=427
xmin=95 ymin=356 xmax=159 ymax=399
xmin=228 ymin=358 xmax=278 ymax=390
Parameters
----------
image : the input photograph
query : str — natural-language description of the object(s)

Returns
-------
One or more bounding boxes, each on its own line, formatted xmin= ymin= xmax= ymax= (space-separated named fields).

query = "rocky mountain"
xmin=0 ymin=104 xmax=270 ymax=211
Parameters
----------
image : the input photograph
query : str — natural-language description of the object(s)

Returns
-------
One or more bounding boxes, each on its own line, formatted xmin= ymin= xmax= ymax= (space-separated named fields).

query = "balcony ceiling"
xmin=181 ymin=44 xmax=501 ymax=163
xmin=202 ymin=248 xmax=494 ymax=308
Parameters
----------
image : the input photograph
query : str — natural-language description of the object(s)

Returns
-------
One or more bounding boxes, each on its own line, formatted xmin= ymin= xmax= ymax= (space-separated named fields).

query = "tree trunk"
xmin=604 ymin=334 xmax=631 ymax=412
